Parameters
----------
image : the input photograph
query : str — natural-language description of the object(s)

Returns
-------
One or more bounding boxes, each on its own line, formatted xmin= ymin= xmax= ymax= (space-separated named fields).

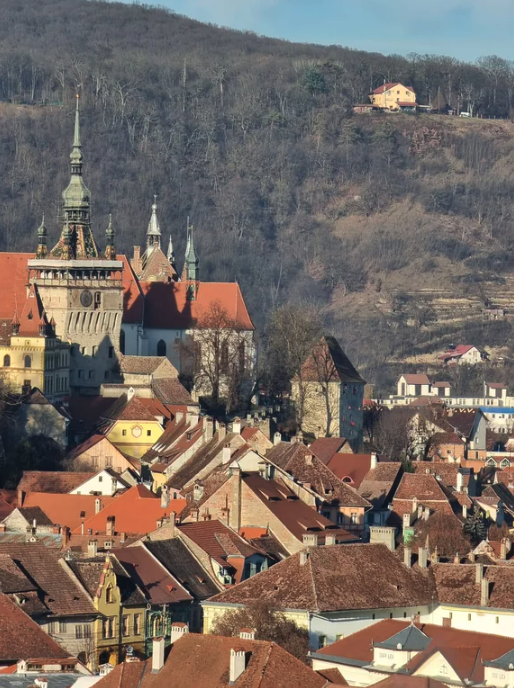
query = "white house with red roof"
xmin=440 ymin=345 xmax=485 ymax=365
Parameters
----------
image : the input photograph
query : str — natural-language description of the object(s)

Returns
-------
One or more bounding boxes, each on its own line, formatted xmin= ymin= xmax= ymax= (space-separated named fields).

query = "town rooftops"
xmin=140 ymin=280 xmax=254 ymax=331
xmin=120 ymin=254 xmax=144 ymax=325
xmin=207 ymin=543 xmax=435 ymax=613
xmin=101 ymin=394 xmax=159 ymax=423
xmin=0 ymin=593 xmax=70 ymax=662
xmin=312 ymin=619 xmax=514 ymax=686
xmin=17 ymin=471 xmax=96 ymax=495
xmin=71 ymin=484 xmax=186 ymax=535
xmin=67 ymin=555 xmax=146 ymax=606
xmin=325 ymin=453 xmax=382 ymax=487
xmin=358 ymin=462 xmax=403 ymax=509
xmin=91 ymin=633 xmax=325 ymax=688
xmin=440 ymin=344 xmax=477 ymax=361
xmin=20 ymin=492 xmax=116 ymax=531
xmin=118 ymin=355 xmax=178 ymax=376
xmin=308 ymin=437 xmax=348 ymax=465
xmin=433 ymin=563 xmax=514 ymax=610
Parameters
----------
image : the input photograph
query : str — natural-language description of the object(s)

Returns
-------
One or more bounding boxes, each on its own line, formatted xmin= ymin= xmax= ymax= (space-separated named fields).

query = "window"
xmin=496 ymin=616 xmax=500 ymax=624
xmin=98 ymin=476 xmax=103 ymax=483
xmin=104 ymin=371 xmax=109 ymax=380
xmin=103 ymin=617 xmax=115 ymax=639
xmin=147 ymin=430 xmax=151 ymax=436
xmin=3 ymin=355 xmax=10 ymax=367
xmin=106 ymin=586 xmax=114 ymax=603
xmin=75 ymin=625 xmax=83 ymax=639
xmin=122 ymin=429 xmax=127 ymax=437
xmin=88 ymin=370 xmax=94 ymax=379
xmin=134 ymin=614 xmax=141 ymax=635
xmin=372 ymin=614 xmax=376 ymax=620
xmin=84 ymin=625 xmax=91 ymax=638
xmin=318 ymin=636 xmax=327 ymax=649
xmin=122 ymin=615 xmax=129 ymax=636
xmin=59 ymin=621 xmax=66 ymax=633
xmin=92 ymin=345 xmax=97 ymax=357
xmin=119 ymin=330 xmax=125 ymax=355
xmin=157 ymin=339 xmax=166 ymax=356
xmin=350 ymin=513 xmax=357 ymax=524
xmin=24 ymin=355 xmax=31 ymax=368
xmin=94 ymin=292 xmax=101 ymax=309
xmin=468 ymin=613 xmax=472 ymax=621
xmin=389 ymin=613 xmax=393 ymax=619
xmin=78 ymin=370 xmax=84 ymax=379
xmin=81 ymin=347 xmax=87 ymax=356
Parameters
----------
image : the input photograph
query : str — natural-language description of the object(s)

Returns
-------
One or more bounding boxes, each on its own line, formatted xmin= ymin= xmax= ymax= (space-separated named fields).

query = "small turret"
xmin=105 ymin=214 xmax=116 ymax=260
xmin=147 ymin=195 xmax=161 ymax=251
xmin=36 ymin=214 xmax=47 ymax=259
xmin=182 ymin=219 xmax=199 ymax=288
xmin=167 ymin=234 xmax=175 ymax=267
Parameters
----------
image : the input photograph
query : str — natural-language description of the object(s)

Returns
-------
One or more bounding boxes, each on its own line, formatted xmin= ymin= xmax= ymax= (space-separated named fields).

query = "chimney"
xmin=88 ymin=540 xmax=98 ymax=557
xmin=132 ymin=246 xmax=142 ymax=273
xmin=222 ymin=446 xmax=232 ymax=464
xmin=187 ymin=411 xmax=199 ymax=427
xmin=325 ymin=534 xmax=337 ymax=546
xmin=239 ymin=628 xmax=255 ymax=640
xmin=61 ymin=526 xmax=70 ymax=548
xmin=300 ymin=550 xmax=309 ymax=565
xmin=423 ymin=507 xmax=430 ymax=521
xmin=205 ymin=417 xmax=214 ymax=442
xmin=231 ymin=465 xmax=242 ymax=531
xmin=431 ymin=547 xmax=439 ymax=564
xmin=218 ymin=423 xmax=227 ymax=441
xmin=152 ymin=636 xmax=166 ymax=673
xmin=95 ymin=497 xmax=102 ymax=514
xmin=475 ymin=563 xmax=484 ymax=583
xmin=456 ymin=471 xmax=464 ymax=493
xmin=462 ymin=504 xmax=467 ymax=519
xmin=418 ymin=546 xmax=428 ymax=568
xmin=370 ymin=452 xmax=378 ymax=470
xmin=296 ymin=430 xmax=304 ymax=444
xmin=302 ymin=533 xmax=318 ymax=547
xmin=454 ymin=553 xmax=460 ymax=564
xmin=469 ymin=551 xmax=476 ymax=563
xmin=230 ymin=648 xmax=246 ymax=685
xmin=481 ymin=577 xmax=490 ymax=607
xmin=17 ymin=489 xmax=25 ymax=507
xmin=170 ymin=622 xmax=189 ymax=644
xmin=106 ymin=515 xmax=115 ymax=537
xmin=120 ymin=532 xmax=126 ymax=544
xmin=161 ymin=485 xmax=171 ymax=509
xmin=402 ymin=513 xmax=412 ymax=531
xmin=232 ymin=417 xmax=242 ymax=434
xmin=175 ymin=411 xmax=184 ymax=424
xmin=0 ymin=524 xmax=6 ymax=533
xmin=273 ymin=432 xmax=281 ymax=446
xmin=404 ymin=546 xmax=412 ymax=568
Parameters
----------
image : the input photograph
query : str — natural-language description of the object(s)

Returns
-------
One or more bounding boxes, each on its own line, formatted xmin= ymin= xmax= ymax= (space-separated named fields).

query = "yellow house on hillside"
xmin=0 ymin=284 xmax=70 ymax=401
xmin=370 ymin=82 xmax=416 ymax=110
xmin=65 ymin=554 xmax=147 ymax=668
xmin=100 ymin=392 xmax=166 ymax=459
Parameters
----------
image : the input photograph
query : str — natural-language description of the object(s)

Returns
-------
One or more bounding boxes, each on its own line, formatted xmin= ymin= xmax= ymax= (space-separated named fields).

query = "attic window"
xmin=80 ymin=511 xmax=86 ymax=518
xmin=342 ymin=477 xmax=352 ymax=483
xmin=187 ymin=433 xmax=192 ymax=441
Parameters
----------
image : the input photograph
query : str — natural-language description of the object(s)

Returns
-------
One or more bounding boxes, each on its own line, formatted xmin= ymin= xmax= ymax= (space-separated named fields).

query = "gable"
xmin=412 ymin=650 xmax=462 ymax=684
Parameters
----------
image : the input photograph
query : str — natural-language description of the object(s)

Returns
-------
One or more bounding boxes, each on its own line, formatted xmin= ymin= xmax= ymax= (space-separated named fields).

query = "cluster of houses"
xmin=3 ymin=100 xmax=514 ymax=688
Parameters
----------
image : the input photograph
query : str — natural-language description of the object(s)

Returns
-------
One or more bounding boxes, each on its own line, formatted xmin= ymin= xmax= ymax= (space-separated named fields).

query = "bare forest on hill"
xmin=3 ymin=0 xmax=514 ymax=388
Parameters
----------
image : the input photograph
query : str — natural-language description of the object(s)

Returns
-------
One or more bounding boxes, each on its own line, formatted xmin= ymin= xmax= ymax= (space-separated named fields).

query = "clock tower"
xmin=27 ymin=96 xmax=124 ymax=394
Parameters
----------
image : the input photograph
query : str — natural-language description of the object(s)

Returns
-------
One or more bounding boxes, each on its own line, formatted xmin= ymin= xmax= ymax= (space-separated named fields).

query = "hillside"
xmin=1 ymin=0 xmax=514 ymax=391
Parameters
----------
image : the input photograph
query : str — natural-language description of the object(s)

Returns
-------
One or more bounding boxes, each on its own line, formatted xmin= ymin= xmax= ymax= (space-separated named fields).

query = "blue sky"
xmin=146 ymin=0 xmax=514 ymax=61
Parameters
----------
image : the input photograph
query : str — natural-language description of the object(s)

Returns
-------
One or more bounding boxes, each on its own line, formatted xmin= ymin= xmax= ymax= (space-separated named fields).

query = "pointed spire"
xmin=70 ymin=93 xmax=83 ymax=169
xmin=182 ymin=217 xmax=199 ymax=285
xmin=146 ymin=195 xmax=161 ymax=251
xmin=36 ymin=213 xmax=47 ymax=258
xmin=105 ymin=214 xmax=116 ymax=260
xmin=167 ymin=234 xmax=175 ymax=265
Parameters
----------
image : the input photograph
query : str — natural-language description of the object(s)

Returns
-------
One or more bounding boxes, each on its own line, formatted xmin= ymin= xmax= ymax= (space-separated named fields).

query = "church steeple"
xmin=105 ymin=214 xmax=116 ymax=260
xmin=35 ymin=214 xmax=47 ymax=259
xmin=182 ymin=219 xmax=199 ymax=285
xmin=167 ymin=234 xmax=175 ymax=266
xmin=49 ymin=94 xmax=99 ymax=260
xmin=146 ymin=195 xmax=161 ymax=251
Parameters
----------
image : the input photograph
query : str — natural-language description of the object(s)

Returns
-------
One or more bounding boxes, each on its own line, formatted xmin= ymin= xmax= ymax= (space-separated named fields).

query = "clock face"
xmin=132 ymin=426 xmax=142 ymax=438
xmin=80 ymin=290 xmax=93 ymax=307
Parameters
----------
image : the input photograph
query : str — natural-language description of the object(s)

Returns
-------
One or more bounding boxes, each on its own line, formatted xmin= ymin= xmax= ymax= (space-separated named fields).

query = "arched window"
xmin=220 ymin=341 xmax=229 ymax=374
xmin=119 ymin=329 xmax=126 ymax=355
xmin=157 ymin=339 xmax=166 ymax=356
xmin=106 ymin=586 xmax=114 ymax=603
xmin=3 ymin=355 xmax=10 ymax=367
xmin=24 ymin=355 xmax=31 ymax=369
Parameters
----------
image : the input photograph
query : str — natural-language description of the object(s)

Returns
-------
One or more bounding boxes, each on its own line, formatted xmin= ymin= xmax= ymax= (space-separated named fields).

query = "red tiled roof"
xmin=432 ymin=381 xmax=451 ymax=388
xmin=141 ymin=281 xmax=254 ymax=330
xmin=103 ymin=394 xmax=160 ymax=422
xmin=400 ymin=374 xmax=431 ymax=385
xmin=91 ymin=634 xmax=326 ymax=688
xmin=308 ymin=438 xmax=348 ymax=465
xmin=326 ymin=453 xmax=374 ymax=487
xmin=209 ymin=543 xmax=435 ymax=612
xmin=72 ymin=484 xmax=186 ymax=535
xmin=113 ymin=545 xmax=192 ymax=604
xmin=0 ymin=253 xmax=33 ymax=321
xmin=120 ymin=254 xmax=144 ymax=324
xmin=374 ymin=678 xmax=446 ymax=688
xmin=0 ymin=593 xmax=69 ymax=661
xmin=440 ymin=345 xmax=475 ymax=361
xmin=314 ymin=619 xmax=514 ymax=685
xmin=18 ymin=471 xmax=96 ymax=494
xmin=22 ymin=492 xmax=116 ymax=531
xmin=487 ymin=382 xmax=506 ymax=389
xmin=18 ymin=284 xmax=46 ymax=336
xmin=298 ymin=336 xmax=364 ymax=384
xmin=373 ymin=83 xmax=415 ymax=94
xmin=244 ymin=474 xmax=355 ymax=546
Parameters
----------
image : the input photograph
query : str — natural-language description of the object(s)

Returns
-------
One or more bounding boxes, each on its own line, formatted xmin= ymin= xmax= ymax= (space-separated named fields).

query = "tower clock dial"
xmin=80 ymin=289 xmax=93 ymax=307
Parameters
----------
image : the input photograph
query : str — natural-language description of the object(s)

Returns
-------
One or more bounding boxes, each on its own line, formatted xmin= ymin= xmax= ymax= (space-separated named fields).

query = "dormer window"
xmin=106 ymin=585 xmax=114 ymax=603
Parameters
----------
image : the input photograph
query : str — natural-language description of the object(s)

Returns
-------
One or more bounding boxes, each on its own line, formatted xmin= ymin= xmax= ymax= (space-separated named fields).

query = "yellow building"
xmin=0 ymin=284 xmax=70 ymax=400
xmin=101 ymin=392 xmax=165 ymax=459
xmin=67 ymin=554 xmax=147 ymax=668
xmin=370 ymin=82 xmax=416 ymax=110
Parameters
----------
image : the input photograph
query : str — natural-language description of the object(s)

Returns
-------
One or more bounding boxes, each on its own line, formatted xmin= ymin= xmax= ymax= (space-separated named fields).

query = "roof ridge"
xmin=307 ymin=550 xmax=319 ymax=612
xmin=256 ymin=642 xmax=274 ymax=688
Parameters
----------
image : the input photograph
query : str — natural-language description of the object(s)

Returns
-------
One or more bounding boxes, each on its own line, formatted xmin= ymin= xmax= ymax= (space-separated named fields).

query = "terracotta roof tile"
xmin=152 ymin=378 xmax=196 ymax=406
xmin=179 ymin=520 xmax=261 ymax=571
xmin=358 ymin=462 xmax=403 ymax=508
xmin=141 ymin=281 xmax=254 ymax=330
xmin=103 ymin=394 xmax=159 ymax=422
xmin=120 ymin=254 xmax=144 ymax=324
xmin=209 ymin=543 xmax=435 ymax=612
xmin=119 ymin=355 xmax=178 ymax=376
xmin=0 ymin=593 xmax=70 ymax=661
xmin=401 ymin=374 xmax=431 ymax=385
xmin=22 ymin=492 xmax=116 ymax=531
xmin=326 ymin=453 xmax=375 ymax=486
xmin=67 ymin=555 xmax=146 ymax=606
xmin=18 ymin=471 xmax=96 ymax=495
xmin=298 ymin=336 xmax=364 ymax=384
xmin=309 ymin=438 xmax=348 ymax=465
xmin=0 ymin=253 xmax=33 ymax=322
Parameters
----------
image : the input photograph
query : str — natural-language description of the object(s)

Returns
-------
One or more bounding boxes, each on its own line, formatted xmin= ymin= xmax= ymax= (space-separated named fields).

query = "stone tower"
xmin=27 ymin=95 xmax=124 ymax=394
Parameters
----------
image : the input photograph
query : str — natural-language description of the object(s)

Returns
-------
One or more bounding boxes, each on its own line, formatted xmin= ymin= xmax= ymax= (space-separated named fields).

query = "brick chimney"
xmin=302 ymin=533 xmax=318 ymax=547
xmin=481 ymin=577 xmax=490 ymax=607
xmin=300 ymin=550 xmax=309 ymax=565
xmin=88 ymin=540 xmax=98 ymax=557
xmin=456 ymin=471 xmax=464 ymax=493
xmin=193 ymin=482 xmax=204 ymax=502
xmin=152 ymin=636 xmax=166 ymax=673
xmin=106 ymin=515 xmax=115 ymax=537
xmin=161 ymin=485 xmax=171 ymax=509
xmin=17 ymin=489 xmax=25 ymax=507
xmin=132 ymin=246 xmax=142 ymax=274
xmin=230 ymin=648 xmax=247 ymax=684
xmin=95 ymin=498 xmax=102 ymax=514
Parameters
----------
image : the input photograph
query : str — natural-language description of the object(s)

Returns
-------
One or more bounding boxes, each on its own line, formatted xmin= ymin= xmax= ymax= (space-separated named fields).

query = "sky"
xmin=145 ymin=0 xmax=514 ymax=61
